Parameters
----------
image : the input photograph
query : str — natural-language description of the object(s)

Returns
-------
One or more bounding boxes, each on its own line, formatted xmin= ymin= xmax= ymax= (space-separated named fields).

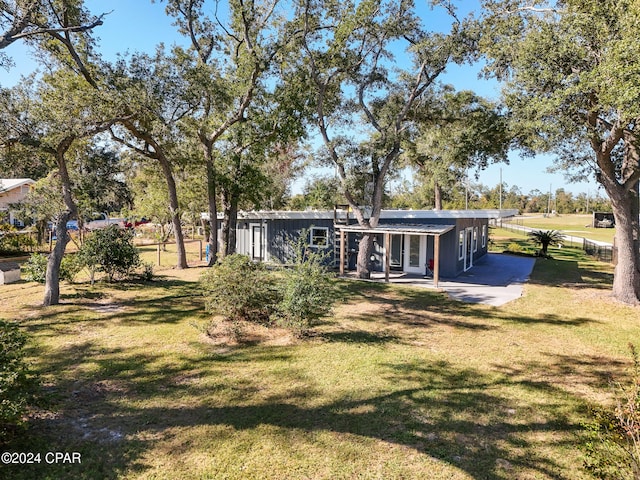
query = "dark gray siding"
xmin=267 ymin=218 xmax=335 ymax=264
xmin=232 ymin=214 xmax=490 ymax=278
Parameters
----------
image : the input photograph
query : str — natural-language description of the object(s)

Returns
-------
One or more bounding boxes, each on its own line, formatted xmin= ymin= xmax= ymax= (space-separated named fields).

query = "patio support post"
xmin=384 ymin=232 xmax=390 ymax=283
xmin=434 ymin=234 xmax=441 ymax=288
xmin=339 ymin=229 xmax=345 ymax=276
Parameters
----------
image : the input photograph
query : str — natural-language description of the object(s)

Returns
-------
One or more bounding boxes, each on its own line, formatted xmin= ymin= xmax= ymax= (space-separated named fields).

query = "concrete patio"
xmin=345 ymin=252 xmax=537 ymax=307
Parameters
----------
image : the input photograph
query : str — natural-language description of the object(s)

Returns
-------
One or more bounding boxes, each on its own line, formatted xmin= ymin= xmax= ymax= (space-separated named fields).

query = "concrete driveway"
xmin=358 ymin=253 xmax=537 ymax=306
xmin=435 ymin=253 xmax=536 ymax=306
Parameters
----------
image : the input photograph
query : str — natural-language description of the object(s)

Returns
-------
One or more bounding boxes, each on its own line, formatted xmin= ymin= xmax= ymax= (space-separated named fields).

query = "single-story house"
xmin=0 ymin=178 xmax=35 ymax=226
xmin=205 ymin=208 xmax=518 ymax=285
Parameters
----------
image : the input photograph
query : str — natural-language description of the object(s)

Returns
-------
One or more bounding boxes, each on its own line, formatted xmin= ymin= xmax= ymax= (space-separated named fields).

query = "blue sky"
xmin=0 ymin=0 xmax=602 ymax=197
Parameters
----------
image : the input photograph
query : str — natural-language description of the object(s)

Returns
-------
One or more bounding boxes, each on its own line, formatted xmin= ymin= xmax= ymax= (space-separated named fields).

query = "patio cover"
xmin=335 ymin=224 xmax=455 ymax=287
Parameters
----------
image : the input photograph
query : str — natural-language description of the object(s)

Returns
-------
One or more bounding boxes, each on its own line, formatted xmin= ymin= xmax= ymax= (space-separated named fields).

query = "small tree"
xmin=77 ymin=225 xmax=140 ymax=283
xmin=200 ymin=254 xmax=279 ymax=325
xmin=583 ymin=344 xmax=640 ymax=480
xmin=528 ymin=230 xmax=563 ymax=257
xmin=275 ymin=229 xmax=335 ymax=336
xmin=0 ymin=320 xmax=33 ymax=440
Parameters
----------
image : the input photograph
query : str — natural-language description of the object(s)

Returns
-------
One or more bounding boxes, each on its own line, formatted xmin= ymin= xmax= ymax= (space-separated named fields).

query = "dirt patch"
xmin=202 ymin=319 xmax=298 ymax=349
xmin=88 ymin=301 xmax=126 ymax=314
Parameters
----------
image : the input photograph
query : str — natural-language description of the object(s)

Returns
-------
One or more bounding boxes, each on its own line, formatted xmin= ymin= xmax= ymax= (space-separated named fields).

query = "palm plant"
xmin=528 ymin=229 xmax=564 ymax=256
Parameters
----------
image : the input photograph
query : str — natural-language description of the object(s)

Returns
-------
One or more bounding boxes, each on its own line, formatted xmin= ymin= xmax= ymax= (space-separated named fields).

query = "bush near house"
xmin=200 ymin=254 xmax=279 ymax=326
xmin=274 ymin=237 xmax=335 ymax=336
xmin=22 ymin=253 xmax=48 ymax=283
xmin=200 ymin=249 xmax=335 ymax=337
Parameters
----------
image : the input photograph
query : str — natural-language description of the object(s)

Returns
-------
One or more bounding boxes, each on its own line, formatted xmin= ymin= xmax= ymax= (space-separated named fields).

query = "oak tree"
xmin=480 ymin=0 xmax=640 ymax=303
xmin=295 ymin=0 xmax=474 ymax=278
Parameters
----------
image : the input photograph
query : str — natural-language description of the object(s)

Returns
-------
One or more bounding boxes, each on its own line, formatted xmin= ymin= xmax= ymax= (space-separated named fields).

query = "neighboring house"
xmin=0 ymin=178 xmax=35 ymax=226
xmin=205 ymin=208 xmax=518 ymax=285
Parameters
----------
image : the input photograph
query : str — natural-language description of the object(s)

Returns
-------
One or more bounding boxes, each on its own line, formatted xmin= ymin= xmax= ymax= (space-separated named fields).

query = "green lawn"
xmin=508 ymin=214 xmax=616 ymax=244
xmin=0 ymin=243 xmax=638 ymax=479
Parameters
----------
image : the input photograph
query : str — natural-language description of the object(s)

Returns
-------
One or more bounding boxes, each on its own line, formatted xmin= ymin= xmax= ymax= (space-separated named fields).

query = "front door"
xmin=250 ymin=223 xmax=265 ymax=261
xmin=404 ymin=234 xmax=426 ymax=274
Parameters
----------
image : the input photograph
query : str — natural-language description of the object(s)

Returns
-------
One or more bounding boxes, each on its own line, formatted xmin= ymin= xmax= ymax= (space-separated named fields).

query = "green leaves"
xmin=77 ymin=225 xmax=141 ymax=283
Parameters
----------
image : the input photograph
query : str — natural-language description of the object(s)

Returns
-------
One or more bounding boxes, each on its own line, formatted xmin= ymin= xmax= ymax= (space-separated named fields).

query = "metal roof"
xmin=201 ymin=208 xmax=518 ymax=221
xmin=336 ymin=223 xmax=455 ymax=235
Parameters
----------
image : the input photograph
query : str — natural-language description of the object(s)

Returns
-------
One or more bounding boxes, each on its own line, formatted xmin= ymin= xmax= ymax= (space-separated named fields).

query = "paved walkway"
xmin=351 ymin=253 xmax=536 ymax=307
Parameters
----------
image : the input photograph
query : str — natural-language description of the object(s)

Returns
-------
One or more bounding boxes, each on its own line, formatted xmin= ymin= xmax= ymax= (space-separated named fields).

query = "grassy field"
xmin=0 ymin=240 xmax=638 ymax=479
xmin=509 ymin=214 xmax=616 ymax=244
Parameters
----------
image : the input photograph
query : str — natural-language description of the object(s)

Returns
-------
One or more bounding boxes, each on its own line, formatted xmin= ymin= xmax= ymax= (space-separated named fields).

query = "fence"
xmin=135 ymin=239 xmax=204 ymax=267
xmin=583 ymin=239 xmax=614 ymax=263
xmin=497 ymin=220 xmax=615 ymax=262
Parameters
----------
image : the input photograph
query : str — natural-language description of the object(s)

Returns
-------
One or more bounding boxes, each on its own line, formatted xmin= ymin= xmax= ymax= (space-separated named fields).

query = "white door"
xmin=403 ymin=234 xmax=426 ymax=274
xmin=464 ymin=227 xmax=473 ymax=271
xmin=249 ymin=223 xmax=266 ymax=261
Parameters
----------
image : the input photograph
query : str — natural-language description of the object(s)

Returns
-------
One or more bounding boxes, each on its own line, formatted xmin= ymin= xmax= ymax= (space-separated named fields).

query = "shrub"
xmin=59 ymin=253 xmax=83 ymax=283
xmin=22 ymin=253 xmax=48 ymax=283
xmin=528 ymin=229 xmax=563 ymax=256
xmin=274 ymin=241 xmax=335 ymax=336
xmin=140 ymin=262 xmax=154 ymax=282
xmin=583 ymin=343 xmax=640 ymax=479
xmin=77 ymin=225 xmax=140 ymax=283
xmin=506 ymin=242 xmax=524 ymax=254
xmin=0 ymin=320 xmax=33 ymax=441
xmin=200 ymin=254 xmax=279 ymax=325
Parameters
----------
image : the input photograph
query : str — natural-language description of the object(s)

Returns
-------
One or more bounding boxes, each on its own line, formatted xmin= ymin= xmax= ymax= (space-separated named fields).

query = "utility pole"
xmin=586 ymin=189 xmax=589 ymax=213
xmin=547 ymin=183 xmax=552 ymax=216
xmin=465 ymin=171 xmax=469 ymax=210
xmin=499 ymin=168 xmax=503 ymax=210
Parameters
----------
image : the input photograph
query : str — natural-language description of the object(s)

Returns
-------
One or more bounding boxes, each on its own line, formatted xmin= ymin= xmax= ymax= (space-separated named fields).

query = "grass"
xmin=0 ymin=240 xmax=638 ymax=479
xmin=510 ymin=214 xmax=616 ymax=244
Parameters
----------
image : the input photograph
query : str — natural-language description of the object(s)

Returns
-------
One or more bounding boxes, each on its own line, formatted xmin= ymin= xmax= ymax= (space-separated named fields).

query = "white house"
xmin=0 ymin=178 xmax=35 ymax=226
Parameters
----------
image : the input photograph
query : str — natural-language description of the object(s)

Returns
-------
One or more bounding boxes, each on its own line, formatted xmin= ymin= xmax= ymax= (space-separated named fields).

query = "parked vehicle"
xmin=84 ymin=213 xmax=125 ymax=231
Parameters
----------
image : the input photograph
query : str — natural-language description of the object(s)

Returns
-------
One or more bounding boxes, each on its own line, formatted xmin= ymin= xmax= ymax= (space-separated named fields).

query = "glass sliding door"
xmin=389 ymin=234 xmax=403 ymax=269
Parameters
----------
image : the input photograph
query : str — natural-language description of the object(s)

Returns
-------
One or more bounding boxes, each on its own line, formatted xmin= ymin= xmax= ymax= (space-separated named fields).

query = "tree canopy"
xmin=479 ymin=0 xmax=640 ymax=303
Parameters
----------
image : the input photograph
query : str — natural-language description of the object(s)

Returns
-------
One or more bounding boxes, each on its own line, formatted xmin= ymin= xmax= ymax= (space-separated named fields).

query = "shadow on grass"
xmin=8 ymin=345 xmax=596 ymax=480
xmin=329 ymin=281 xmax=599 ymax=339
xmin=527 ymin=247 xmax=613 ymax=290
xmin=22 ymin=278 xmax=208 ymax=335
xmin=5 ymin=255 xmax=616 ymax=479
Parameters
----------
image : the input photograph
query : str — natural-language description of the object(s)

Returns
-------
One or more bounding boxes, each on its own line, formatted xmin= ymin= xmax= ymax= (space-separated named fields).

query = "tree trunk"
xmin=205 ymin=148 xmax=218 ymax=266
xmin=220 ymin=188 xmax=239 ymax=258
xmin=43 ymin=146 xmax=77 ymax=306
xmin=356 ymin=233 xmax=374 ymax=279
xmin=434 ymin=182 xmax=443 ymax=210
xmin=600 ymin=174 xmax=640 ymax=304
xmin=43 ymin=212 xmax=71 ymax=306
xmin=157 ymin=155 xmax=188 ymax=269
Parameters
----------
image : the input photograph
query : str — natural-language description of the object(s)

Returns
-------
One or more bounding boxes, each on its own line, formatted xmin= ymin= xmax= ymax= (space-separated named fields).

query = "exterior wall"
xmin=0 ymin=180 xmax=34 ymax=226
xmin=451 ymin=218 xmax=490 ymax=276
xmin=224 ymin=210 xmax=500 ymax=278
xmin=0 ymin=185 xmax=31 ymax=208
xmin=232 ymin=217 xmax=336 ymax=264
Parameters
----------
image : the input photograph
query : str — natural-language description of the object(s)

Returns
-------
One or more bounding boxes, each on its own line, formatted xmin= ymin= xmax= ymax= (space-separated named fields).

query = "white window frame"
xmin=458 ymin=231 xmax=465 ymax=260
xmin=481 ymin=225 xmax=487 ymax=248
xmin=309 ymin=226 xmax=330 ymax=248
